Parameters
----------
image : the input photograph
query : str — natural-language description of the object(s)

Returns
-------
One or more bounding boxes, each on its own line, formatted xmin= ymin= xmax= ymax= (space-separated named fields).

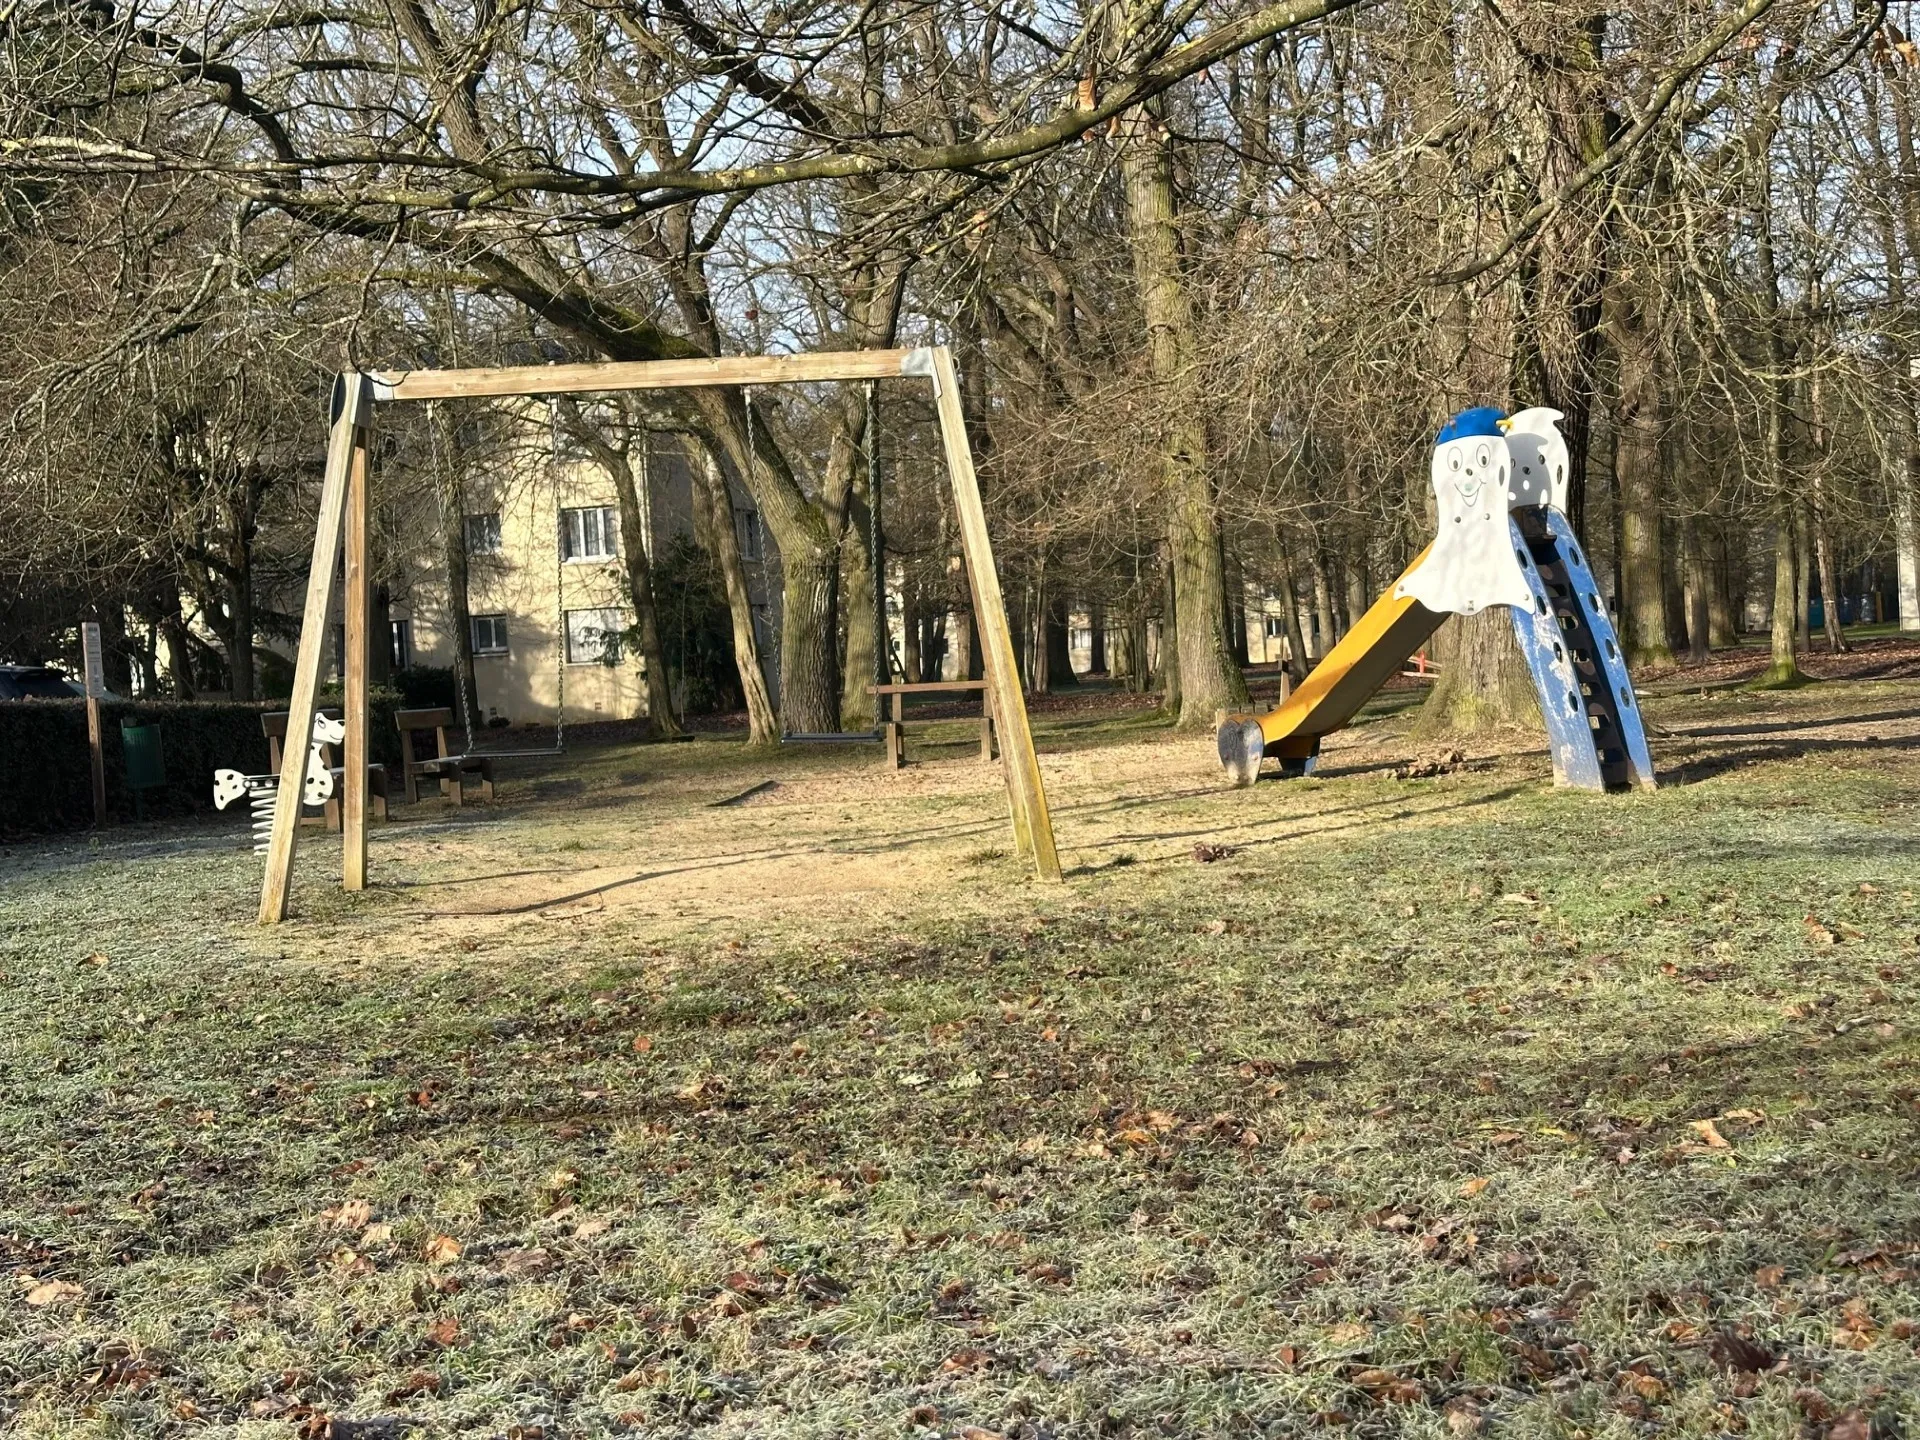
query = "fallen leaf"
xmin=325 ymin=1198 xmax=373 ymax=1231
xmin=23 ymin=1279 xmax=82 ymax=1307
xmin=1688 ymin=1119 xmax=1731 ymax=1149
xmin=631 ymin=1035 xmax=653 ymax=1054
xmin=1460 ymin=1176 xmax=1491 ymax=1198
xmin=575 ymin=1216 xmax=612 ymax=1239
xmin=1829 ymin=1413 xmax=1873 ymax=1440
xmin=1327 ymin=1321 xmax=1371 ymax=1344
xmin=940 ymin=1347 xmax=992 ymax=1374
xmin=385 ymin=1370 xmax=441 ymax=1402
xmin=425 ymin=1315 xmax=461 ymax=1346
xmin=1755 ymin=1264 xmax=1786 ymax=1288
xmin=424 ymin=1234 xmax=463 ymax=1265
xmin=1707 ymin=1329 xmax=1775 ymax=1372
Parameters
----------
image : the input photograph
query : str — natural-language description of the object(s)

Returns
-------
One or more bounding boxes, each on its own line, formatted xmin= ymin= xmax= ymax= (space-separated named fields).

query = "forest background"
xmin=2 ymin=0 xmax=1909 ymax=742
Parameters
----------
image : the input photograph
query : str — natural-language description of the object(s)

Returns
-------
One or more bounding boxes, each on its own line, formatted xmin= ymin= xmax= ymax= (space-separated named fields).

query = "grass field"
xmin=4 ymin=671 xmax=1919 ymax=1438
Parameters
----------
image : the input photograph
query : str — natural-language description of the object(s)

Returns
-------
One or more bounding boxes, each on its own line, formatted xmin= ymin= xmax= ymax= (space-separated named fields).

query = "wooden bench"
xmin=395 ymin=707 xmax=495 ymax=806
xmin=867 ymin=681 xmax=996 ymax=770
xmin=262 ymin=710 xmax=389 ymax=831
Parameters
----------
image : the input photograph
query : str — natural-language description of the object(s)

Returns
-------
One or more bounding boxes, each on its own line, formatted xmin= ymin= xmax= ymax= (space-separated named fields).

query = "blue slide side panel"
xmin=1545 ymin=510 xmax=1656 ymax=789
xmin=1507 ymin=513 xmax=1604 ymax=790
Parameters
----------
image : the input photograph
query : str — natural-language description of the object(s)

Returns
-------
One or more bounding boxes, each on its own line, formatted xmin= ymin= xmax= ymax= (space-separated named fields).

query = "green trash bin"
xmin=120 ymin=721 xmax=166 ymax=820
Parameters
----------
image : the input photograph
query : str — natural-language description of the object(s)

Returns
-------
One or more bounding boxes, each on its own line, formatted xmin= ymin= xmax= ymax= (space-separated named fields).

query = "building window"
xmin=471 ymin=614 xmax=509 ymax=656
xmin=465 ymin=512 xmax=502 ymax=555
xmin=1264 ymin=615 xmax=1285 ymax=639
xmin=565 ymin=607 xmax=626 ymax=665
xmin=562 ymin=506 xmax=617 ymax=562
xmin=735 ymin=508 xmax=761 ymax=561
xmin=390 ymin=618 xmax=412 ymax=670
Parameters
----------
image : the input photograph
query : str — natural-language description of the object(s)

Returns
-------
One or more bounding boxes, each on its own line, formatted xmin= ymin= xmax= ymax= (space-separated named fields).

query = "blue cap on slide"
xmin=1436 ymin=407 xmax=1507 ymax=443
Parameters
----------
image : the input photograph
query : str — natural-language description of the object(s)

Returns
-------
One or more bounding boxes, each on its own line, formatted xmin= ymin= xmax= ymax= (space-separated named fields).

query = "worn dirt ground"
xmin=3 ymin=670 xmax=1920 ymax=1438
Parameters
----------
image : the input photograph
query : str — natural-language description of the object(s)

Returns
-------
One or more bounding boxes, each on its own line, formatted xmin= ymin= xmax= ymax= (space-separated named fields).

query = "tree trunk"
xmin=1277 ymin=540 xmax=1311 ymax=682
xmin=1756 ymin=516 xmax=1802 ymax=688
xmin=1109 ymin=618 xmax=1132 ymax=686
xmin=1045 ymin=594 xmax=1078 ymax=690
xmin=159 ymin=591 xmax=195 ymax=699
xmin=901 ymin=581 xmax=922 ymax=685
xmin=1157 ymin=555 xmax=1182 ymax=714
xmin=1607 ymin=282 xmax=1672 ymax=668
xmin=1414 ymin=610 xmax=1540 ymax=738
xmin=1310 ymin=553 xmax=1334 ymax=660
xmin=1089 ymin=602 xmax=1108 ymax=675
xmin=433 ymin=411 xmax=478 ymax=736
xmin=1344 ymin=542 xmax=1369 ymax=635
xmin=1681 ymin=517 xmax=1711 ymax=664
xmin=1706 ymin=511 xmax=1739 ymax=646
xmin=371 ymin=584 xmax=394 ymax=685
xmin=1811 ymin=508 xmax=1847 ymax=652
xmin=226 ymin=548 xmax=255 ymax=701
xmin=687 ymin=439 xmax=779 ymax=745
xmin=1793 ymin=506 xmax=1812 ymax=652
xmin=597 ymin=432 xmax=683 ymax=737
xmin=1120 ymin=106 xmax=1248 ymax=726
xmin=1893 ymin=405 xmax=1920 ymax=631
xmin=835 ymin=393 xmax=885 ymax=729
xmin=1807 ymin=365 xmax=1849 ymax=653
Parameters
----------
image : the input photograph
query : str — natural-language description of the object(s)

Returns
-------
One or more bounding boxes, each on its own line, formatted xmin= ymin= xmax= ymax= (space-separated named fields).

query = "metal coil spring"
xmin=248 ymin=781 xmax=278 ymax=854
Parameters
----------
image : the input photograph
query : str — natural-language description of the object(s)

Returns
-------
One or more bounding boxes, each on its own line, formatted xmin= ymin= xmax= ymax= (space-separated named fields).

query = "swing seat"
xmin=396 ymin=708 xmax=497 ymax=806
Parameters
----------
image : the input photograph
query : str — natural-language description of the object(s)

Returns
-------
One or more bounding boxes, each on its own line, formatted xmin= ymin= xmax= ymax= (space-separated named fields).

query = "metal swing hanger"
xmin=436 ymin=394 xmax=570 ymax=763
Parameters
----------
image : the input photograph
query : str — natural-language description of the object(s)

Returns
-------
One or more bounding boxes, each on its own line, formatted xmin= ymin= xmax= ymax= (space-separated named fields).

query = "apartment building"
xmin=388 ymin=434 xmax=780 ymax=727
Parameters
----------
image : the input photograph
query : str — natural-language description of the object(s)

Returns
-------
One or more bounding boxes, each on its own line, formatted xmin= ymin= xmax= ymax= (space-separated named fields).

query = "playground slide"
xmin=1217 ymin=406 xmax=1657 ymax=791
xmin=1215 ymin=548 xmax=1446 ymax=785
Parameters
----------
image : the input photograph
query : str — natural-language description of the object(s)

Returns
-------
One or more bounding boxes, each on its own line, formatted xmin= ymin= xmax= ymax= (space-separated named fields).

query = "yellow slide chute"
xmin=1217 ymin=547 xmax=1444 ymax=785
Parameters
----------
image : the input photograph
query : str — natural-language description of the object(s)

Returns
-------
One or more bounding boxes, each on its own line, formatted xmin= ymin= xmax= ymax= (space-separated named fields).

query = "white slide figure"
xmin=1397 ymin=430 xmax=1534 ymax=616
xmin=1504 ymin=407 xmax=1571 ymax=513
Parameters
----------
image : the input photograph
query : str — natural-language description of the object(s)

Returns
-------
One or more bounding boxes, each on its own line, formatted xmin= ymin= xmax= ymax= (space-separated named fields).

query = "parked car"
xmin=0 ymin=665 xmax=85 ymax=700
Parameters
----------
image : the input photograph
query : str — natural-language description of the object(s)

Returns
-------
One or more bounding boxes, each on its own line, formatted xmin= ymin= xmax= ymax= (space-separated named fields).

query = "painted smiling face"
xmin=1442 ymin=440 xmax=1499 ymax=510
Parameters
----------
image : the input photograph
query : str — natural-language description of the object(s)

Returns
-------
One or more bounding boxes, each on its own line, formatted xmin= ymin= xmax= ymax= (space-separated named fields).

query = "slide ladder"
xmin=1508 ymin=508 xmax=1656 ymax=791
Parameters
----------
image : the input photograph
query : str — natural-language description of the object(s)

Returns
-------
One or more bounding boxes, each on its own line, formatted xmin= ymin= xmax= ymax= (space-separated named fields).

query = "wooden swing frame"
xmin=258 ymin=345 xmax=1062 ymax=924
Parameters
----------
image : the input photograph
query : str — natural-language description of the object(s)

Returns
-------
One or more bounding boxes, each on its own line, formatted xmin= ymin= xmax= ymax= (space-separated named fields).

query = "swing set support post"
xmin=259 ymin=347 xmax=1060 ymax=923
xmin=259 ymin=372 xmax=371 ymax=923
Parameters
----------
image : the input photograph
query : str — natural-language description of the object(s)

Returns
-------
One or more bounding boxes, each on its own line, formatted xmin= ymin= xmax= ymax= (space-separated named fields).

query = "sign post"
xmin=81 ymin=622 xmax=106 ymax=827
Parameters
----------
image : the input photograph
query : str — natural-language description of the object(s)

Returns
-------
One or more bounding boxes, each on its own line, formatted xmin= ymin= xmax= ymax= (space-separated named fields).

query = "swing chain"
xmin=864 ymin=379 xmax=886 ymax=684
xmin=430 ymin=400 xmax=481 ymax=749
xmin=550 ymin=394 xmax=566 ymax=755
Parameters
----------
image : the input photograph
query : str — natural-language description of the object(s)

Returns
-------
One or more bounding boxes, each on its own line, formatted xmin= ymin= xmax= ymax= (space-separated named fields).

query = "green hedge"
xmin=0 ymin=689 xmax=405 ymax=837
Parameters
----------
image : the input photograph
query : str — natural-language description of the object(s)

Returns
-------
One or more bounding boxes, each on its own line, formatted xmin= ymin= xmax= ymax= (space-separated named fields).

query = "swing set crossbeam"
xmin=371 ymin=349 xmax=928 ymax=402
xmin=257 ymin=346 xmax=1060 ymax=924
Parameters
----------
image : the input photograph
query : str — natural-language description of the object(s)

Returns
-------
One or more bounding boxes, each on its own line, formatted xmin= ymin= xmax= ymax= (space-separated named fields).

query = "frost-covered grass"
xmin=4 ymin=680 xmax=1919 ymax=1438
